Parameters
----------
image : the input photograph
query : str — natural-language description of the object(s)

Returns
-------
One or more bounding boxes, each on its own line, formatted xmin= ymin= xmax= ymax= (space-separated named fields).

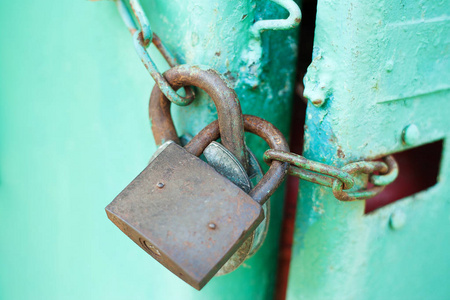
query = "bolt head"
xmin=156 ymin=182 xmax=165 ymax=189
xmin=386 ymin=60 xmax=394 ymax=72
xmin=390 ymin=210 xmax=406 ymax=230
xmin=402 ymin=124 xmax=420 ymax=145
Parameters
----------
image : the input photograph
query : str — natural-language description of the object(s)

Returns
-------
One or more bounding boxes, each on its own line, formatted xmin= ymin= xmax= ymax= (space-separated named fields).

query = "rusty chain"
xmin=109 ymin=1 xmax=399 ymax=202
xmin=263 ymin=150 xmax=399 ymax=201
xmin=115 ymin=0 xmax=194 ymax=106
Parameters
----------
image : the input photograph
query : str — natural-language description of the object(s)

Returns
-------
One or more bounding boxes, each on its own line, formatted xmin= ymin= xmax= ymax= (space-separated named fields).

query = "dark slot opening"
xmin=365 ymin=140 xmax=443 ymax=214
xmin=275 ymin=0 xmax=316 ymax=299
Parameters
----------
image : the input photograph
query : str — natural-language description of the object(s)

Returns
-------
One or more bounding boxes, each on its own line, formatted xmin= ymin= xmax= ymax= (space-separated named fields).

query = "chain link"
xmin=331 ymin=160 xmax=390 ymax=201
xmin=264 ymin=150 xmax=398 ymax=201
xmin=370 ymin=155 xmax=399 ymax=186
xmin=115 ymin=0 xmax=194 ymax=106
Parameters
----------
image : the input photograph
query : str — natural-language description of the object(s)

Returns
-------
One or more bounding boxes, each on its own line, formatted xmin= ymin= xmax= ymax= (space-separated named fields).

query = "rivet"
xmin=386 ymin=60 xmax=394 ymax=72
xmin=402 ymin=124 xmax=420 ymax=145
xmin=208 ymin=223 xmax=217 ymax=230
xmin=156 ymin=182 xmax=165 ymax=189
xmin=389 ymin=210 xmax=406 ymax=230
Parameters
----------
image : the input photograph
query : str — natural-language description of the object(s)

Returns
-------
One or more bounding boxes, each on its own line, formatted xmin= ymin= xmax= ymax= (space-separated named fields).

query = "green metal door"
xmin=287 ymin=0 xmax=450 ymax=299
xmin=0 ymin=0 xmax=299 ymax=299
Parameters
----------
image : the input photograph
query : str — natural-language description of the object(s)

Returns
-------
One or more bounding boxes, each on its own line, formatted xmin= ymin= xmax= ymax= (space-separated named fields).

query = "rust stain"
xmin=337 ymin=147 xmax=345 ymax=158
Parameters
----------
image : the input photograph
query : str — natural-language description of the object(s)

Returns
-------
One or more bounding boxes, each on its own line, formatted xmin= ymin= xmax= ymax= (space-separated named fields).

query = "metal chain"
xmin=111 ymin=1 xmax=396 ymax=202
xmin=263 ymin=150 xmax=399 ymax=201
xmin=115 ymin=0 xmax=194 ymax=106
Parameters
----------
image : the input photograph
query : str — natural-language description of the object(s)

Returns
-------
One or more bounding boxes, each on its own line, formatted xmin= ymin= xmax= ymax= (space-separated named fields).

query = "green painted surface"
xmin=0 ymin=0 xmax=298 ymax=299
xmin=287 ymin=0 xmax=450 ymax=299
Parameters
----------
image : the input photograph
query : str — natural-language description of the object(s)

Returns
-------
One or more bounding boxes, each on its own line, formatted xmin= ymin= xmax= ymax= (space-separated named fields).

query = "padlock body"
xmin=105 ymin=142 xmax=263 ymax=290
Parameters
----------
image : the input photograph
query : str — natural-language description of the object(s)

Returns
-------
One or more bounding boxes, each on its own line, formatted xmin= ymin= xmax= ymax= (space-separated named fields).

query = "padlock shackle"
xmin=149 ymin=65 xmax=249 ymax=171
xmin=185 ymin=115 xmax=290 ymax=205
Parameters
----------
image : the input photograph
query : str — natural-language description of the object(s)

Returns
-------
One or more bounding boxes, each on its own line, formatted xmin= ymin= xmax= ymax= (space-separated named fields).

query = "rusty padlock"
xmin=105 ymin=65 xmax=289 ymax=290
